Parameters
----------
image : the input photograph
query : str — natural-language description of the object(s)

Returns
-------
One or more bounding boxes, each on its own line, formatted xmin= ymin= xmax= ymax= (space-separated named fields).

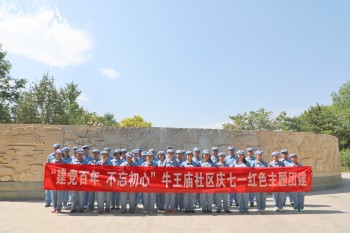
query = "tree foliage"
xmin=0 ymin=44 xmax=26 ymax=122
xmin=120 ymin=115 xmax=152 ymax=127
xmin=81 ymin=112 xmax=119 ymax=126
xmin=298 ymin=104 xmax=338 ymax=134
xmin=340 ymin=149 xmax=350 ymax=170
xmin=16 ymin=74 xmax=65 ymax=124
xmin=275 ymin=111 xmax=302 ymax=132
xmin=330 ymin=81 xmax=350 ymax=149
xmin=223 ymin=108 xmax=278 ymax=130
xmin=223 ymin=81 xmax=350 ymax=150
xmin=15 ymin=74 xmax=120 ymax=126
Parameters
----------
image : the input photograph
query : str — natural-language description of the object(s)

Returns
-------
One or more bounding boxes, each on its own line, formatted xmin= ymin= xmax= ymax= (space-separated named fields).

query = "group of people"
xmin=45 ymin=144 xmax=305 ymax=214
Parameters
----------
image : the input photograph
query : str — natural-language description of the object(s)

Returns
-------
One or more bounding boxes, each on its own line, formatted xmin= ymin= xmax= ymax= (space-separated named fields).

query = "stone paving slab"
xmin=0 ymin=173 xmax=349 ymax=233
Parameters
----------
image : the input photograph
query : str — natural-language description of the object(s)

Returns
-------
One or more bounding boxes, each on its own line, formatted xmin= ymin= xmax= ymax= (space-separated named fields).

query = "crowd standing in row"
xmin=45 ymin=144 xmax=305 ymax=214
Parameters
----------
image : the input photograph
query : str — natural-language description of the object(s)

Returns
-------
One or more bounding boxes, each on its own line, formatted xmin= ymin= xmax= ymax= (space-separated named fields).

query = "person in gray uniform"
xmin=181 ymin=151 xmax=198 ymax=213
xmin=234 ymin=150 xmax=251 ymax=213
xmin=192 ymin=147 xmax=202 ymax=208
xmin=225 ymin=146 xmax=238 ymax=207
xmin=175 ymin=150 xmax=184 ymax=211
xmin=200 ymin=149 xmax=216 ymax=213
xmin=215 ymin=152 xmax=231 ymax=213
xmin=49 ymin=149 xmax=66 ymax=213
xmin=287 ymin=154 xmax=305 ymax=212
xmin=70 ymin=149 xmax=88 ymax=213
xmin=251 ymin=150 xmax=268 ymax=213
xmin=269 ymin=151 xmax=285 ymax=212
xmin=119 ymin=153 xmax=137 ymax=213
xmin=96 ymin=151 xmax=113 ymax=214
xmin=111 ymin=149 xmax=124 ymax=210
xmin=45 ymin=143 xmax=61 ymax=207
xmin=246 ymin=147 xmax=256 ymax=207
xmin=156 ymin=151 xmax=166 ymax=211
xmin=164 ymin=149 xmax=177 ymax=213
xmin=87 ymin=149 xmax=101 ymax=210
xmin=280 ymin=149 xmax=293 ymax=206
xmin=141 ymin=151 xmax=158 ymax=214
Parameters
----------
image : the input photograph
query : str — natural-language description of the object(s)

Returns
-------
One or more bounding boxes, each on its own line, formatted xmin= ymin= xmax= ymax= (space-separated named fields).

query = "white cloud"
xmin=77 ymin=93 xmax=89 ymax=102
xmin=100 ymin=68 xmax=120 ymax=79
xmin=0 ymin=1 xmax=92 ymax=68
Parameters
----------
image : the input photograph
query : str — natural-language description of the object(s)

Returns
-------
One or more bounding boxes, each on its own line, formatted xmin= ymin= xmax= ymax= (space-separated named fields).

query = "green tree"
xmin=222 ymin=80 xmax=350 ymax=150
xmin=223 ymin=108 xmax=276 ymax=130
xmin=332 ymin=81 xmax=350 ymax=109
xmin=15 ymin=89 xmax=38 ymax=123
xmin=340 ymin=149 xmax=350 ymax=170
xmin=0 ymin=44 xmax=26 ymax=122
xmin=275 ymin=111 xmax=303 ymax=132
xmin=298 ymin=104 xmax=338 ymax=135
xmin=0 ymin=102 xmax=11 ymax=123
xmin=120 ymin=115 xmax=152 ymax=127
xmin=100 ymin=112 xmax=119 ymax=126
xmin=16 ymin=74 xmax=101 ymax=125
xmin=16 ymin=74 xmax=66 ymax=124
xmin=331 ymin=81 xmax=350 ymax=149
xmin=83 ymin=112 xmax=119 ymax=126
xmin=58 ymin=82 xmax=85 ymax=125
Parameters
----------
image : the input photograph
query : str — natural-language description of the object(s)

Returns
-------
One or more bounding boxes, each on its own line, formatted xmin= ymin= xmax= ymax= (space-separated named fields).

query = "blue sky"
xmin=1 ymin=0 xmax=349 ymax=128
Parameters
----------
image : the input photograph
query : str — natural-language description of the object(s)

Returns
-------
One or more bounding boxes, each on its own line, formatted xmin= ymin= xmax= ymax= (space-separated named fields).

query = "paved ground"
xmin=1 ymin=173 xmax=349 ymax=233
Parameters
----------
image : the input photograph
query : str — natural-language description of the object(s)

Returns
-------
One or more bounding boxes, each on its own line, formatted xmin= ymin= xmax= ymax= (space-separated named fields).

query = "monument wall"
xmin=0 ymin=124 xmax=342 ymax=200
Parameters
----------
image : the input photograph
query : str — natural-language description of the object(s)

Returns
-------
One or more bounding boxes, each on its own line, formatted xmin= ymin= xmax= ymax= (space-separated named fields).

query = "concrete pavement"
xmin=1 ymin=173 xmax=349 ymax=233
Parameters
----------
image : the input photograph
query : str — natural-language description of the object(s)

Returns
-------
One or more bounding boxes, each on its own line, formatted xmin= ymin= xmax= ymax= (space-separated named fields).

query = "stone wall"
xmin=0 ymin=124 xmax=342 ymax=200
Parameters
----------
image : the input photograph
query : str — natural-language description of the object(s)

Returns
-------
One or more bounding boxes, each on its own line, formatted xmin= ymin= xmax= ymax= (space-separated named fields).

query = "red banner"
xmin=44 ymin=164 xmax=312 ymax=193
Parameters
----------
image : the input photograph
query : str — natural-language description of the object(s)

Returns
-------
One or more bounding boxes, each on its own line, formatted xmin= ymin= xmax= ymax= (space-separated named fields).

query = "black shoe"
xmin=185 ymin=210 xmax=190 ymax=213
xmin=111 ymin=207 xmax=116 ymax=210
xmin=45 ymin=203 xmax=50 ymax=207
xmin=207 ymin=210 xmax=212 ymax=214
xmin=216 ymin=210 xmax=221 ymax=213
xmin=116 ymin=207 xmax=120 ymax=210
xmin=235 ymin=203 xmax=239 ymax=207
xmin=250 ymin=203 xmax=254 ymax=207
xmin=191 ymin=210 xmax=196 ymax=213
xmin=225 ymin=210 xmax=232 ymax=213
xmin=79 ymin=209 xmax=84 ymax=213
xmin=70 ymin=209 xmax=77 ymax=213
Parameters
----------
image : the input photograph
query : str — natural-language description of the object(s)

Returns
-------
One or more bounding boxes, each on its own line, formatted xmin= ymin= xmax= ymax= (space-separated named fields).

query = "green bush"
xmin=340 ymin=149 xmax=350 ymax=171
